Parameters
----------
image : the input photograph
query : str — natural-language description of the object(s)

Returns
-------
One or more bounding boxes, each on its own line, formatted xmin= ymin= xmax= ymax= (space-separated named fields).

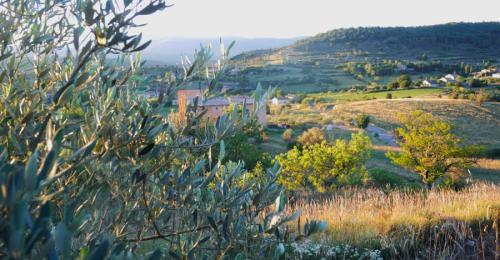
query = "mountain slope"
xmin=141 ymin=37 xmax=303 ymax=65
xmin=232 ymin=22 xmax=500 ymax=67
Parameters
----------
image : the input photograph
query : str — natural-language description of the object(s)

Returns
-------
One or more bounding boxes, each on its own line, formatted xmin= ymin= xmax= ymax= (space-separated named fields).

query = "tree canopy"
xmin=276 ymin=132 xmax=371 ymax=192
xmin=386 ymin=111 xmax=478 ymax=188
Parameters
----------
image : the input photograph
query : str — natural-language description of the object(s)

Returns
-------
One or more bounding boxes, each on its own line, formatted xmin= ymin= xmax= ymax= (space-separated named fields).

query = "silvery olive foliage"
xmin=0 ymin=0 xmax=324 ymax=259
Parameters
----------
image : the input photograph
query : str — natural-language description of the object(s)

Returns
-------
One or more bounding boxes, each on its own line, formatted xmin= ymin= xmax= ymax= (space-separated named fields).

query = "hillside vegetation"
xmin=232 ymin=22 xmax=500 ymax=67
xmin=332 ymin=99 xmax=500 ymax=148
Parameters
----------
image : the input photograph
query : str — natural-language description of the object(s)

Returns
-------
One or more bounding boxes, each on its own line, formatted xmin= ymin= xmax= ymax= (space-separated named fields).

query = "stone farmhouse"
xmin=177 ymin=90 xmax=267 ymax=125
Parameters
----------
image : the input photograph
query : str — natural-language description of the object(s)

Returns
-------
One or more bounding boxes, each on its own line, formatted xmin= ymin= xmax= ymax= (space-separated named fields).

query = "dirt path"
xmin=331 ymin=123 xmax=397 ymax=146
xmin=366 ymin=124 xmax=397 ymax=146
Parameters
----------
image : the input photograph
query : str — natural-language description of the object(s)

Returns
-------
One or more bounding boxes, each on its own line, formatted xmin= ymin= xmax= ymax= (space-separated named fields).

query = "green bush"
xmin=468 ymin=78 xmax=486 ymax=88
xmin=355 ymin=114 xmax=370 ymax=129
xmin=276 ymin=132 xmax=372 ymax=192
xmin=368 ymin=168 xmax=415 ymax=188
xmin=386 ymin=111 xmax=478 ymax=189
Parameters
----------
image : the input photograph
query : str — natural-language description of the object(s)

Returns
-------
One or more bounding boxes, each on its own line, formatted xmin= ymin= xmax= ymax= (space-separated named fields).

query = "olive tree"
xmin=0 ymin=1 xmax=323 ymax=259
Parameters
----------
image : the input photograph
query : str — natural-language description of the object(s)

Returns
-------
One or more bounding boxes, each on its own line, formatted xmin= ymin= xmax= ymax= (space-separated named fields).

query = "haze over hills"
xmin=231 ymin=22 xmax=500 ymax=67
xmin=141 ymin=37 xmax=303 ymax=65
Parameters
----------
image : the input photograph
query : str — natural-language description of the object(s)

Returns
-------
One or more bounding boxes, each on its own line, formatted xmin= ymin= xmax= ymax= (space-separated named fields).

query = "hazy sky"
xmin=137 ymin=0 xmax=500 ymax=39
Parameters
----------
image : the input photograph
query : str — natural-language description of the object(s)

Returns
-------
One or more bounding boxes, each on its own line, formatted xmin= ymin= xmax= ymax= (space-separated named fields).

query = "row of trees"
xmin=344 ymin=60 xmax=479 ymax=83
xmin=387 ymin=74 xmax=413 ymax=90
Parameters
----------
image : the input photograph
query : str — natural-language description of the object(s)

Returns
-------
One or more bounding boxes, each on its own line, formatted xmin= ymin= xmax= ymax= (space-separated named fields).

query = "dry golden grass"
xmin=287 ymin=183 xmax=500 ymax=249
xmin=476 ymin=159 xmax=500 ymax=170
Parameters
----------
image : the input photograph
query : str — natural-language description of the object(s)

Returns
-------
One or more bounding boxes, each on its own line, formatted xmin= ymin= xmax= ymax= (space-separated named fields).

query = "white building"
xmin=439 ymin=74 xmax=456 ymax=83
xmin=285 ymin=94 xmax=299 ymax=102
xmin=271 ymin=97 xmax=290 ymax=105
xmin=421 ymin=79 xmax=437 ymax=87
xmin=492 ymin=73 xmax=500 ymax=79
xmin=396 ymin=63 xmax=407 ymax=71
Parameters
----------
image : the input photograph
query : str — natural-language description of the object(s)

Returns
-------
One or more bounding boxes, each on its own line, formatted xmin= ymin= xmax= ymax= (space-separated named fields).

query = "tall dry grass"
xmin=288 ymin=183 xmax=500 ymax=258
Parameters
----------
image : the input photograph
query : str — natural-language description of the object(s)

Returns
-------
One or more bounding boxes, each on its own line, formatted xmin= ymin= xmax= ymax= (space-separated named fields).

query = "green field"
xmin=308 ymin=88 xmax=444 ymax=103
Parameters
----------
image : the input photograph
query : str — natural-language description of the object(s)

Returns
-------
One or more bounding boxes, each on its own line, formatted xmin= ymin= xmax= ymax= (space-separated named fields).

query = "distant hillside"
xmin=232 ymin=22 xmax=500 ymax=67
xmin=141 ymin=37 xmax=303 ymax=65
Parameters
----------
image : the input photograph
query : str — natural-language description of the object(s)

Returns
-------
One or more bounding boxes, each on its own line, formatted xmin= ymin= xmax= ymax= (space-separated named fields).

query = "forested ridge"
xmin=232 ymin=22 xmax=500 ymax=65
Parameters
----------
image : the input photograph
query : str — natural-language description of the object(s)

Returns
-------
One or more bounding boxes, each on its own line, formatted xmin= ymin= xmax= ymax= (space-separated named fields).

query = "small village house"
xmin=177 ymin=89 xmax=267 ymax=125
xmin=285 ymin=94 xmax=299 ymax=102
xmin=421 ymin=79 xmax=438 ymax=87
xmin=439 ymin=73 xmax=457 ymax=83
xmin=473 ymin=68 xmax=497 ymax=79
xmin=395 ymin=63 xmax=407 ymax=71
xmin=271 ymin=97 xmax=290 ymax=105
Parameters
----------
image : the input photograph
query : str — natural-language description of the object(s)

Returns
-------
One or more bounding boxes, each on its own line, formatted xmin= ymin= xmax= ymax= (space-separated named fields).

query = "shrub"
xmin=355 ymin=114 xmax=370 ymax=129
xmin=472 ymin=89 xmax=491 ymax=106
xmin=468 ymin=78 xmax=486 ymax=88
xmin=386 ymin=93 xmax=393 ymax=99
xmin=282 ymin=129 xmax=294 ymax=141
xmin=276 ymin=132 xmax=371 ymax=192
xmin=297 ymin=127 xmax=325 ymax=146
xmin=368 ymin=168 xmax=415 ymax=188
xmin=287 ymin=140 xmax=299 ymax=150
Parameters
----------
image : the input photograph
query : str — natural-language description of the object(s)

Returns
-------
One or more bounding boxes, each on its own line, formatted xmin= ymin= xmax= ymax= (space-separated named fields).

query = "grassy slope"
xmin=263 ymin=94 xmax=500 ymax=183
xmin=230 ymin=23 xmax=500 ymax=95
xmin=332 ymin=99 xmax=500 ymax=148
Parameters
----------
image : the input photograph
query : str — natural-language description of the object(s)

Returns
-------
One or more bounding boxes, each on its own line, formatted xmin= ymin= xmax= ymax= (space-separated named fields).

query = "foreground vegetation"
xmin=0 ymin=1 xmax=326 ymax=258
xmin=2 ymin=1 xmax=500 ymax=259
xmin=287 ymin=183 xmax=500 ymax=259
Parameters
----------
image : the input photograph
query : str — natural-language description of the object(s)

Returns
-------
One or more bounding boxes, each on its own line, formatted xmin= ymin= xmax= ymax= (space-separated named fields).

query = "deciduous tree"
xmin=386 ymin=111 xmax=478 ymax=189
xmin=276 ymin=133 xmax=371 ymax=192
